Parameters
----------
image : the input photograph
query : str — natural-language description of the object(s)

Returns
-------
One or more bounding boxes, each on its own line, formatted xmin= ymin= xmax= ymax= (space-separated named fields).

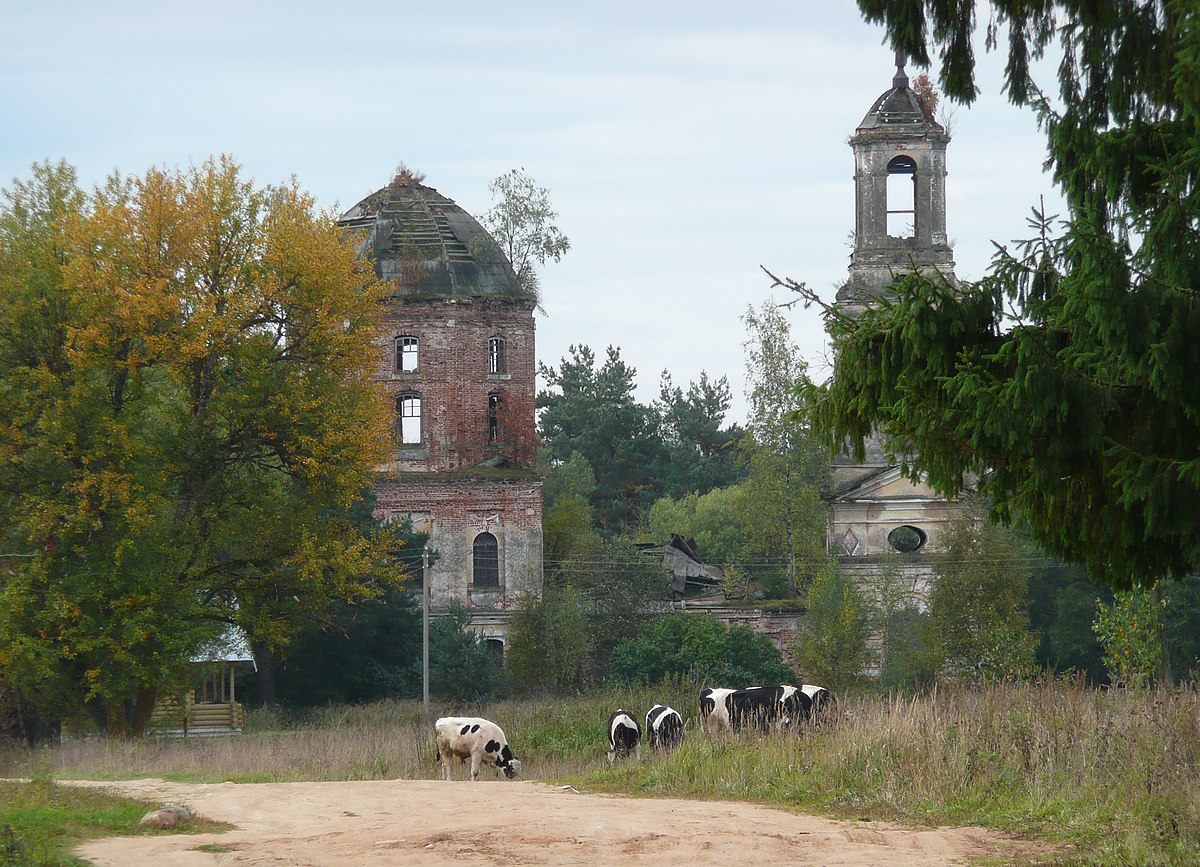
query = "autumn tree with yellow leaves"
xmin=0 ymin=158 xmax=397 ymax=739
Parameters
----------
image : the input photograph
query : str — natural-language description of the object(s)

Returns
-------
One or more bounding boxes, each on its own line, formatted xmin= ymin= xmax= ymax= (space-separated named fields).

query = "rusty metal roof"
xmin=339 ymin=176 xmax=525 ymax=299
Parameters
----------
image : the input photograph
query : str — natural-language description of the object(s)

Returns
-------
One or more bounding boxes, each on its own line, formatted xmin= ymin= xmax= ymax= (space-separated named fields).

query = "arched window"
xmin=472 ymin=532 xmax=499 ymax=587
xmin=396 ymin=393 xmax=421 ymax=445
xmin=886 ymin=155 xmax=917 ymax=238
xmin=485 ymin=638 xmax=505 ymax=666
xmin=488 ymin=336 xmax=507 ymax=374
xmin=488 ymin=392 xmax=501 ymax=443
xmin=395 ymin=335 xmax=419 ymax=372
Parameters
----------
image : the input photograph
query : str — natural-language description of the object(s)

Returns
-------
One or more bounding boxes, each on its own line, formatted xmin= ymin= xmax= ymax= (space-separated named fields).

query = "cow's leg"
xmin=439 ymin=748 xmax=452 ymax=781
xmin=470 ymin=752 xmax=482 ymax=781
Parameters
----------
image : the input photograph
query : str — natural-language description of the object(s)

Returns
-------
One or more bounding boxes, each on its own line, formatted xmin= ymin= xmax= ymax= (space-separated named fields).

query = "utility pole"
xmin=422 ymin=548 xmax=430 ymax=713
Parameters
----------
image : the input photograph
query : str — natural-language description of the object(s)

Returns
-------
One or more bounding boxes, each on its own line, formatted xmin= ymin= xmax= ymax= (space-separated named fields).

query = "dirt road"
xmin=72 ymin=778 xmax=1034 ymax=866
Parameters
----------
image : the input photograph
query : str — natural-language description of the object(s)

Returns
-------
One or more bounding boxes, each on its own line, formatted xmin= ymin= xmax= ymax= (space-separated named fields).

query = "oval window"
xmin=888 ymin=525 xmax=927 ymax=553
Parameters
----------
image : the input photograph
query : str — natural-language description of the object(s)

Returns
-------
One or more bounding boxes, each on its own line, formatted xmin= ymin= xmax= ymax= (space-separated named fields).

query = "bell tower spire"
xmin=893 ymin=51 xmax=909 ymax=89
xmin=837 ymin=59 xmax=956 ymax=310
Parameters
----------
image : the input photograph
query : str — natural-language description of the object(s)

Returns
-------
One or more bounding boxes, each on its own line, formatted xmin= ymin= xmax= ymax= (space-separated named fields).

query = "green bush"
xmin=791 ymin=564 xmax=873 ymax=692
xmin=607 ymin=614 xmax=794 ymax=686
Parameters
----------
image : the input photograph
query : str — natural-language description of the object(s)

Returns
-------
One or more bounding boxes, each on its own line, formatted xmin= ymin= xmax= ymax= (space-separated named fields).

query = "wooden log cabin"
xmin=150 ymin=627 xmax=255 ymax=734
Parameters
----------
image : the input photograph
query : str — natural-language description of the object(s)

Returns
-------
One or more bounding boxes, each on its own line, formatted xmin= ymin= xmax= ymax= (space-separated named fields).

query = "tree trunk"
xmin=254 ymin=642 xmax=278 ymax=706
xmin=130 ymin=685 xmax=157 ymax=738
xmin=1152 ymin=581 xmax=1173 ymax=686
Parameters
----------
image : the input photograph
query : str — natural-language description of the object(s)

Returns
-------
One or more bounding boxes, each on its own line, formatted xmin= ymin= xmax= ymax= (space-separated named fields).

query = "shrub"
xmin=791 ymin=563 xmax=873 ymax=692
xmin=607 ymin=614 xmax=794 ymax=686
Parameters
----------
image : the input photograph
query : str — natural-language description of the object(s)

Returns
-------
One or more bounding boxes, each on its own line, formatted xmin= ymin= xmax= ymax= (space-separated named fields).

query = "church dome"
xmin=338 ymin=172 xmax=522 ymax=299
xmin=856 ymin=59 xmax=942 ymax=134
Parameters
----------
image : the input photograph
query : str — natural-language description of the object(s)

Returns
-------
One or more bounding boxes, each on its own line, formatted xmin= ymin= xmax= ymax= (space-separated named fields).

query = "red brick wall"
xmin=376 ymin=475 xmax=544 ymax=533
xmin=371 ymin=295 xmax=544 ymax=611
xmin=375 ymin=297 xmax=538 ymax=472
xmin=376 ymin=474 xmax=544 ymax=608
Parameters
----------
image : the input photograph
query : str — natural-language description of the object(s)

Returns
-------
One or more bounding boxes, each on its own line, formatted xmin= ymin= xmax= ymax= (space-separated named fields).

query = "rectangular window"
xmin=488 ymin=337 xmax=506 ymax=374
xmin=396 ymin=394 xmax=421 ymax=445
xmin=396 ymin=336 xmax=419 ymax=372
xmin=488 ymin=393 xmax=501 ymax=443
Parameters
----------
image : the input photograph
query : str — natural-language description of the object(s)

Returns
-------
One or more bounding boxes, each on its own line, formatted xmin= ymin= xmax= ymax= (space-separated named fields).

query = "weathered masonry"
xmin=339 ymin=173 xmax=544 ymax=651
xmin=828 ymin=58 xmax=967 ymax=601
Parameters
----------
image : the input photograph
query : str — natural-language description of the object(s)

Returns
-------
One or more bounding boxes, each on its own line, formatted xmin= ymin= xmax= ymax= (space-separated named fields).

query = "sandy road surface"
xmin=70 ymin=777 xmax=1035 ymax=866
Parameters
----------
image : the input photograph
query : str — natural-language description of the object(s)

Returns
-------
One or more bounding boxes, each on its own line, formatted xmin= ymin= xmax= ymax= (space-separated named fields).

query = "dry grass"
xmin=2 ymin=680 xmax=1198 ymax=864
xmin=0 ymin=684 xmax=693 ymax=784
xmin=595 ymin=680 xmax=1200 ymax=865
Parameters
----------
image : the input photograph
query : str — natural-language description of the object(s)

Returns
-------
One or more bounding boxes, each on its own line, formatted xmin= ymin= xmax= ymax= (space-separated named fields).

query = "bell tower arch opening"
xmin=886 ymin=155 xmax=917 ymax=238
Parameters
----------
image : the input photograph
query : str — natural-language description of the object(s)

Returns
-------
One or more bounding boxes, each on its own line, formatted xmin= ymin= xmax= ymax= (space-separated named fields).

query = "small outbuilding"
xmin=150 ymin=627 xmax=256 ymax=734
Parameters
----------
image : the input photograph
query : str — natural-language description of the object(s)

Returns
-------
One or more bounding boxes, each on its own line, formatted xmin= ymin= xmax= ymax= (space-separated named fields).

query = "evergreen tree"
xmin=654 ymin=370 xmax=746 ymax=498
xmin=538 ymin=345 xmax=667 ymax=531
xmin=428 ymin=602 xmax=498 ymax=705
xmin=794 ymin=2 xmax=1200 ymax=588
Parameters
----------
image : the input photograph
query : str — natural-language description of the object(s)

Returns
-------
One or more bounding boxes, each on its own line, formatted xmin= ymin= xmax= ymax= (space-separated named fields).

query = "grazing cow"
xmin=606 ymin=708 xmax=641 ymax=764
xmin=435 ymin=717 xmax=520 ymax=781
xmin=698 ymin=687 xmax=736 ymax=734
xmin=800 ymin=684 xmax=836 ymax=721
xmin=728 ymin=685 xmax=812 ymax=733
xmin=645 ymin=704 xmax=685 ymax=750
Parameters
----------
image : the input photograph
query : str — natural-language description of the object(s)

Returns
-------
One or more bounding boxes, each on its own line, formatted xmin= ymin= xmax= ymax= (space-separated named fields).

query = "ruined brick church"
xmin=330 ymin=58 xmax=964 ymax=659
xmin=338 ymin=175 xmax=543 ymax=653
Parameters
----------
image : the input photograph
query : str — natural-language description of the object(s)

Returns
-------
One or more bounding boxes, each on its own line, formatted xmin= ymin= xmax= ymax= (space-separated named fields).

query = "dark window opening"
xmin=408 ymin=559 xmax=424 ymax=590
xmin=888 ymin=525 xmax=927 ymax=553
xmin=396 ymin=336 xmax=419 ymax=372
xmin=485 ymin=638 xmax=505 ymax=667
xmin=488 ymin=392 xmax=501 ymax=444
xmin=886 ymin=155 xmax=917 ymax=238
xmin=473 ymin=532 xmax=499 ymax=587
xmin=488 ymin=336 xmax=507 ymax=374
xmin=396 ymin=393 xmax=421 ymax=445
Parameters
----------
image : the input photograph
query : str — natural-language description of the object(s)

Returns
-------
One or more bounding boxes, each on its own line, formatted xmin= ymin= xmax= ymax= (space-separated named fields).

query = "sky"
xmin=2 ymin=1 xmax=1065 ymax=425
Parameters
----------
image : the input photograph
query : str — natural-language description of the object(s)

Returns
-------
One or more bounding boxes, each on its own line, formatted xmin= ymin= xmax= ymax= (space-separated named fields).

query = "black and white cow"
xmin=606 ymin=708 xmax=641 ymax=764
xmin=800 ymin=684 xmax=836 ymax=721
xmin=728 ymin=685 xmax=812 ymax=733
xmin=645 ymin=704 xmax=685 ymax=750
xmin=698 ymin=687 xmax=736 ymax=734
xmin=435 ymin=717 xmax=520 ymax=781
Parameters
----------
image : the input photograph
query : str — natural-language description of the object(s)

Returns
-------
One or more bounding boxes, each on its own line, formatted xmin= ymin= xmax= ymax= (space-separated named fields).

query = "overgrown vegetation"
xmin=607 ymin=615 xmax=794 ymax=687
xmin=2 ymin=683 xmax=1198 ymax=865
xmin=0 ymin=776 xmax=227 ymax=866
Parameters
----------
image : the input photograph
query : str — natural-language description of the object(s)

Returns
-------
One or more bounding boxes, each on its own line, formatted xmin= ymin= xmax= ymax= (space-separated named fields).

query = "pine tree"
xmin=794 ymin=2 xmax=1200 ymax=588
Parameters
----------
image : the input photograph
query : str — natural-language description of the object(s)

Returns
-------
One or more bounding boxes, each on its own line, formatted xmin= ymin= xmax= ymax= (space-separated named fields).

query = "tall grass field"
xmin=3 ymin=680 xmax=1198 ymax=865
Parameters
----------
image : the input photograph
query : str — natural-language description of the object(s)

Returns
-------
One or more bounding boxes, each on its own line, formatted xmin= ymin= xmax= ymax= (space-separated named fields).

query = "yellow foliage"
xmin=0 ymin=157 xmax=397 ymax=734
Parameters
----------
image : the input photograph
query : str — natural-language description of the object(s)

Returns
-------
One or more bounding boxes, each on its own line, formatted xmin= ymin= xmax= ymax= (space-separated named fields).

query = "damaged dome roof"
xmin=339 ymin=173 xmax=523 ymax=299
xmin=856 ymin=57 xmax=943 ymax=134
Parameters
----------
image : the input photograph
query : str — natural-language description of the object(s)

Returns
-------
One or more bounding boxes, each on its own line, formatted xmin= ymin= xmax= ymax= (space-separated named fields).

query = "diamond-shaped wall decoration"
xmin=840 ymin=528 xmax=861 ymax=555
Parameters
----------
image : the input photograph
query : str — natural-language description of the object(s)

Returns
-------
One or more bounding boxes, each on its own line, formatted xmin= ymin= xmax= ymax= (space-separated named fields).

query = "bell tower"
xmin=838 ymin=55 xmax=955 ymax=309
xmin=825 ymin=56 xmax=968 ymax=597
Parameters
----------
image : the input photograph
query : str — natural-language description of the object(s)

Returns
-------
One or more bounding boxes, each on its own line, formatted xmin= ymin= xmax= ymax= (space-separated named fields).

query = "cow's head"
xmin=499 ymin=745 xmax=520 ymax=779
